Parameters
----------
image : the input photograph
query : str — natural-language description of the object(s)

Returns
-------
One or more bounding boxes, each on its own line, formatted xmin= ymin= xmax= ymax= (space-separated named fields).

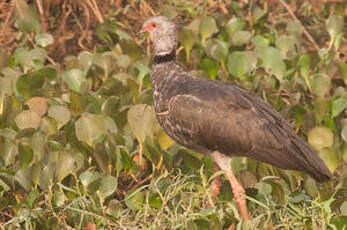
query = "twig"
xmin=0 ymin=1 xmax=14 ymax=42
xmin=278 ymin=0 xmax=320 ymax=51
xmin=35 ymin=0 xmax=47 ymax=32
xmin=141 ymin=0 xmax=156 ymax=15
xmin=86 ymin=0 xmax=104 ymax=24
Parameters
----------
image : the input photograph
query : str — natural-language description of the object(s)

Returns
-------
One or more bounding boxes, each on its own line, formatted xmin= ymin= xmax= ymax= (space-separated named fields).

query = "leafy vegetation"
xmin=0 ymin=0 xmax=346 ymax=229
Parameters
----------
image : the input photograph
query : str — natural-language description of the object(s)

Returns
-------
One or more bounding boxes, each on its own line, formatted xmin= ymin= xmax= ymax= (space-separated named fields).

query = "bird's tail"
xmin=290 ymin=136 xmax=331 ymax=182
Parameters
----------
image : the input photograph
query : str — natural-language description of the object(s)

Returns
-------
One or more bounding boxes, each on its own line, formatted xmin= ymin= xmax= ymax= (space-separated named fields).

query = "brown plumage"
xmin=142 ymin=16 xmax=331 ymax=182
xmin=141 ymin=16 xmax=331 ymax=219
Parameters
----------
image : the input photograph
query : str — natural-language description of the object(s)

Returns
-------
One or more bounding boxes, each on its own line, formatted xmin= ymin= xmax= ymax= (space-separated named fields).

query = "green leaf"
xmin=337 ymin=62 xmax=347 ymax=82
xmin=326 ymin=15 xmax=343 ymax=40
xmin=80 ymin=171 xmax=100 ymax=188
xmin=75 ymin=114 xmax=107 ymax=146
xmin=308 ymin=126 xmax=334 ymax=151
xmin=125 ymin=190 xmax=144 ymax=211
xmin=48 ymin=105 xmax=71 ymax=129
xmin=311 ymin=73 xmax=331 ymax=98
xmin=56 ymin=151 xmax=76 ymax=181
xmin=255 ymin=46 xmax=286 ymax=80
xmin=255 ymin=181 xmax=272 ymax=196
xmin=341 ymin=201 xmax=347 ymax=216
xmin=27 ymin=190 xmax=38 ymax=208
xmin=34 ymin=33 xmax=54 ymax=47
xmin=179 ymin=28 xmax=197 ymax=61
xmin=304 ymin=177 xmax=318 ymax=197
xmin=120 ymin=148 xmax=132 ymax=170
xmin=226 ymin=17 xmax=245 ymax=37
xmin=63 ymin=68 xmax=87 ymax=93
xmin=317 ymin=148 xmax=338 ymax=173
xmin=134 ymin=61 xmax=151 ymax=84
xmin=127 ymin=104 xmax=155 ymax=143
xmin=232 ymin=30 xmax=251 ymax=45
xmin=18 ymin=142 xmax=33 ymax=168
xmin=53 ymin=191 xmax=66 ymax=208
xmin=98 ymin=175 xmax=118 ymax=199
xmin=199 ymin=16 xmax=218 ymax=44
xmin=78 ymin=51 xmax=93 ymax=70
xmin=92 ymin=52 xmax=116 ymax=77
xmin=115 ymin=55 xmax=131 ymax=69
xmin=209 ymin=40 xmax=229 ymax=62
xmin=297 ymin=54 xmax=311 ymax=79
xmin=341 ymin=125 xmax=347 ymax=143
xmin=227 ymin=52 xmax=252 ymax=79
xmin=252 ymin=35 xmax=269 ymax=47
xmin=25 ymin=97 xmax=47 ymax=117
xmin=331 ymin=98 xmax=347 ymax=118
xmin=15 ymin=110 xmax=41 ymax=130
xmin=149 ymin=193 xmax=162 ymax=209
xmin=119 ymin=39 xmax=143 ymax=62
xmin=14 ymin=0 xmax=41 ymax=33
xmin=0 ymin=179 xmax=10 ymax=192
xmin=16 ymin=71 xmax=45 ymax=98
xmin=107 ymin=199 xmax=123 ymax=218
xmin=275 ymin=35 xmax=296 ymax=55
xmin=101 ymin=96 xmax=120 ymax=116
xmin=15 ymin=168 xmax=32 ymax=191
xmin=199 ymin=58 xmax=218 ymax=79
xmin=286 ymin=20 xmax=303 ymax=36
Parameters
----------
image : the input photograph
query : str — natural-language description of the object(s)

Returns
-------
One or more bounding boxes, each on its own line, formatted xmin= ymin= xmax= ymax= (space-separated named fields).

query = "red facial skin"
xmin=143 ymin=22 xmax=158 ymax=43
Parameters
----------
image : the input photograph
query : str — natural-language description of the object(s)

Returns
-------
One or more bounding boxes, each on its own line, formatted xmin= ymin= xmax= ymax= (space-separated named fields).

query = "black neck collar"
xmin=153 ymin=50 xmax=176 ymax=65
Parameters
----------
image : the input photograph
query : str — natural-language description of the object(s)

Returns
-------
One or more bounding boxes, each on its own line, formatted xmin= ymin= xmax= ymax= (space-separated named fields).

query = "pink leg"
xmin=224 ymin=167 xmax=248 ymax=220
xmin=211 ymin=163 xmax=222 ymax=196
xmin=210 ymin=151 xmax=249 ymax=220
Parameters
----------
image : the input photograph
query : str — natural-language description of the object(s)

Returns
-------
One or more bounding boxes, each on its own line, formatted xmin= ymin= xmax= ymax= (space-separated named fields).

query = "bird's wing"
xmin=166 ymin=91 xmax=287 ymax=157
xmin=166 ymin=84 xmax=329 ymax=180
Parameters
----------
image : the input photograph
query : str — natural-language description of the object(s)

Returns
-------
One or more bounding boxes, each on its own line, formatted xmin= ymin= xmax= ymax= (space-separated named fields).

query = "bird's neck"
xmin=153 ymin=50 xmax=176 ymax=65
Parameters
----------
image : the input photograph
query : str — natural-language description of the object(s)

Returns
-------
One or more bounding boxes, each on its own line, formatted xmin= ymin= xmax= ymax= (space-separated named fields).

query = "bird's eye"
xmin=151 ymin=22 xmax=157 ymax=28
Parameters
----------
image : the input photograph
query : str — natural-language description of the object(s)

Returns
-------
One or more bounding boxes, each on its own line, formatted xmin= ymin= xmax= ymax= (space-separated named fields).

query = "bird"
xmin=140 ymin=16 xmax=331 ymax=220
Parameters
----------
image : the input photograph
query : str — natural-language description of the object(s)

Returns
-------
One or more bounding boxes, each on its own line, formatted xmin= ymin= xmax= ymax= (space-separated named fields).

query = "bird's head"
xmin=141 ymin=16 xmax=177 ymax=56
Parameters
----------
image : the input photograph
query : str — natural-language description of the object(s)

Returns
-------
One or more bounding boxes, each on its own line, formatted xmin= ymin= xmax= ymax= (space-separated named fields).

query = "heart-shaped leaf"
xmin=227 ymin=51 xmax=253 ymax=80
xmin=25 ymin=97 xmax=47 ymax=117
xmin=63 ymin=69 xmax=87 ymax=93
xmin=255 ymin=46 xmax=286 ymax=80
xmin=80 ymin=171 xmax=100 ymax=189
xmin=75 ymin=114 xmax=107 ymax=146
xmin=98 ymin=175 xmax=118 ymax=199
xmin=232 ymin=30 xmax=251 ymax=45
xmin=297 ymin=54 xmax=311 ymax=79
xmin=35 ymin=33 xmax=54 ymax=47
xmin=317 ymin=147 xmax=338 ymax=173
xmin=48 ymin=105 xmax=71 ymax=129
xmin=326 ymin=15 xmax=343 ymax=40
xmin=16 ymin=71 xmax=45 ymax=98
xmin=308 ymin=126 xmax=334 ymax=151
xmin=125 ymin=189 xmax=144 ymax=211
xmin=199 ymin=16 xmax=218 ymax=44
xmin=56 ymin=151 xmax=76 ymax=181
xmin=226 ymin=17 xmax=245 ymax=37
xmin=127 ymin=104 xmax=155 ymax=143
xmin=275 ymin=35 xmax=296 ymax=56
xmin=179 ymin=28 xmax=197 ymax=62
xmin=311 ymin=73 xmax=331 ymax=98
xmin=15 ymin=110 xmax=41 ymax=130
xmin=331 ymin=98 xmax=347 ymax=118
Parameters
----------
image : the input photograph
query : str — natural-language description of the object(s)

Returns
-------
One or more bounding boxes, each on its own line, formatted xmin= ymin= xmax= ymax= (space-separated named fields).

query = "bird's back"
xmin=151 ymin=60 xmax=331 ymax=182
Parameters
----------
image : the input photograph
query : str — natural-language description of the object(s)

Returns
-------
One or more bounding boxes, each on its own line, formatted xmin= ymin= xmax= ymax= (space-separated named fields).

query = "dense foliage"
xmin=0 ymin=0 xmax=346 ymax=229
